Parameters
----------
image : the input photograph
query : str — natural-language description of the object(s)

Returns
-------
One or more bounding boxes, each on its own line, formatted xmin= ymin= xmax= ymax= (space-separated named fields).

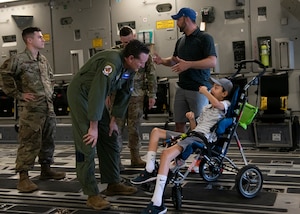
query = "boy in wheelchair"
xmin=131 ymin=77 xmax=233 ymax=214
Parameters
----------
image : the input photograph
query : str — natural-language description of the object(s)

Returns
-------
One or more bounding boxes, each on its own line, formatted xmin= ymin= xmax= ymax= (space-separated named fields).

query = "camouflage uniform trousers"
xmin=15 ymin=106 xmax=56 ymax=172
xmin=116 ymin=96 xmax=144 ymax=152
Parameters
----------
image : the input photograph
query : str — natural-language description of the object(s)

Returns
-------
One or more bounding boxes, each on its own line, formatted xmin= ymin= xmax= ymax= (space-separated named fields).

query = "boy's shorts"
xmin=166 ymin=130 xmax=204 ymax=152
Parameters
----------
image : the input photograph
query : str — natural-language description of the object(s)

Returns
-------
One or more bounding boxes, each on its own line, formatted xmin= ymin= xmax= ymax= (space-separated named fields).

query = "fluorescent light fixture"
xmin=0 ymin=0 xmax=21 ymax=3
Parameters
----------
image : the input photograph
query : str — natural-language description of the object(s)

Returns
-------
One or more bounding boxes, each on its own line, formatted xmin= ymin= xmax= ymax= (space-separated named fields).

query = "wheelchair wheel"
xmin=235 ymin=165 xmax=263 ymax=199
xmin=199 ymin=157 xmax=222 ymax=182
xmin=171 ymin=185 xmax=182 ymax=210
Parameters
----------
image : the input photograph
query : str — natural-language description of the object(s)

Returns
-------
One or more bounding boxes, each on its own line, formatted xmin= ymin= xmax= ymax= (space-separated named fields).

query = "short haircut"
xmin=22 ymin=27 xmax=41 ymax=43
xmin=123 ymin=39 xmax=149 ymax=59
xmin=119 ymin=26 xmax=133 ymax=37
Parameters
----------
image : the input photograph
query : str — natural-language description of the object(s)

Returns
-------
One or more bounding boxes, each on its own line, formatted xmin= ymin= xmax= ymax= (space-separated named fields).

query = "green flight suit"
xmin=67 ymin=49 xmax=134 ymax=196
xmin=113 ymin=45 xmax=157 ymax=153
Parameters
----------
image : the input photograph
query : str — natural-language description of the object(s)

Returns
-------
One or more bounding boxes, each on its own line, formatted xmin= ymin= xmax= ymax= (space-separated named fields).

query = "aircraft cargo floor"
xmin=0 ymin=142 xmax=300 ymax=214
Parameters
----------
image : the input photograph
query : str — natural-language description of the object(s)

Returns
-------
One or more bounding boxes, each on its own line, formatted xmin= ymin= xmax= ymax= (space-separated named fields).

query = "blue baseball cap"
xmin=171 ymin=7 xmax=197 ymax=22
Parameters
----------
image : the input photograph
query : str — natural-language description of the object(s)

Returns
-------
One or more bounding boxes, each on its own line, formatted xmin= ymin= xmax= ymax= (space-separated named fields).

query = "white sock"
xmin=151 ymin=174 xmax=167 ymax=207
xmin=146 ymin=151 xmax=156 ymax=173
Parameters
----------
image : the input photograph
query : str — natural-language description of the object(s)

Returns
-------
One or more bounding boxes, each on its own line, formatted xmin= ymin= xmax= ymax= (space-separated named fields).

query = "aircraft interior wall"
xmin=0 ymin=0 xmax=299 ymax=133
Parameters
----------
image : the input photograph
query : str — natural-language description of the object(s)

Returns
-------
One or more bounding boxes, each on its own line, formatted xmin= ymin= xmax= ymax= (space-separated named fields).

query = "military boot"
xmin=86 ymin=195 xmax=110 ymax=210
xmin=105 ymin=182 xmax=137 ymax=196
xmin=39 ymin=164 xmax=66 ymax=180
xmin=17 ymin=171 xmax=38 ymax=193
xmin=130 ymin=149 xmax=146 ymax=168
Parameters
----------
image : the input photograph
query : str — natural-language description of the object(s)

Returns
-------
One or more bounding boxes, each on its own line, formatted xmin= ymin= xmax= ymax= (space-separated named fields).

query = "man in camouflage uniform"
xmin=113 ymin=26 xmax=157 ymax=168
xmin=0 ymin=27 xmax=65 ymax=193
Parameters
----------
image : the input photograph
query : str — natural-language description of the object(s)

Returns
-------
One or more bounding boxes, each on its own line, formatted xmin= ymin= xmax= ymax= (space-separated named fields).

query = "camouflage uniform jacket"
xmin=0 ymin=48 xmax=55 ymax=113
xmin=113 ymin=45 xmax=157 ymax=98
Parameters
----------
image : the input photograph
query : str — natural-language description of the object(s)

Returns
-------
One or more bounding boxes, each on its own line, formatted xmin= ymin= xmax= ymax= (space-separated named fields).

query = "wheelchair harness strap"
xmin=188 ymin=131 xmax=214 ymax=157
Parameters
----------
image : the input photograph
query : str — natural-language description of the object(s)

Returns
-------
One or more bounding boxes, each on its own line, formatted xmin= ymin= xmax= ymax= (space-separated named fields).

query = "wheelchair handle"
xmin=231 ymin=59 xmax=266 ymax=79
xmin=230 ymin=59 xmax=266 ymax=91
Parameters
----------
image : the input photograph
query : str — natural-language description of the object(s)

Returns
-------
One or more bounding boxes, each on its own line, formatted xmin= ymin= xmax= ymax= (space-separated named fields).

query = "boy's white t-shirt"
xmin=193 ymin=100 xmax=231 ymax=142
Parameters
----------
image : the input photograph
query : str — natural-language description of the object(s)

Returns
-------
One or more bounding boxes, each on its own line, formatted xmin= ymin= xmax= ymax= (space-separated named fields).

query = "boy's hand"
xmin=199 ymin=86 xmax=208 ymax=94
xmin=185 ymin=111 xmax=195 ymax=120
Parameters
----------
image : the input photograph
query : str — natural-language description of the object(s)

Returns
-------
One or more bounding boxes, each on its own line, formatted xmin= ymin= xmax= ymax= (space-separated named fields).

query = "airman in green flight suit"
xmin=67 ymin=39 xmax=150 ymax=210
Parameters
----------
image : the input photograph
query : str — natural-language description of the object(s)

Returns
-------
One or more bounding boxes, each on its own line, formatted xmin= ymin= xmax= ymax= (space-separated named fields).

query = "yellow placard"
xmin=156 ymin=19 xmax=175 ymax=29
xmin=92 ymin=38 xmax=103 ymax=48
xmin=260 ymin=96 xmax=288 ymax=111
xmin=43 ymin=34 xmax=50 ymax=42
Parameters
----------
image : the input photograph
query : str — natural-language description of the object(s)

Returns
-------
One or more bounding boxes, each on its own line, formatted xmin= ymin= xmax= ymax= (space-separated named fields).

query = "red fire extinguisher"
xmin=260 ymin=43 xmax=269 ymax=67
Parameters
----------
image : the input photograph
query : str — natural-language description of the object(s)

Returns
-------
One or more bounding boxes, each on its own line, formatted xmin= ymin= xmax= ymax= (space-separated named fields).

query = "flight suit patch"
xmin=102 ymin=65 xmax=113 ymax=76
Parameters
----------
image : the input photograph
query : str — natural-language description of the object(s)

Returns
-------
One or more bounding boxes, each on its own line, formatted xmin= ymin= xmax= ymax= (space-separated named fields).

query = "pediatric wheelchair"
xmin=142 ymin=60 xmax=266 ymax=210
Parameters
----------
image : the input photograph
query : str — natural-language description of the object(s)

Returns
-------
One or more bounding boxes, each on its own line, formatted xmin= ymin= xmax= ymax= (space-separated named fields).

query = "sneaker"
xmin=169 ymin=158 xmax=186 ymax=172
xmin=105 ymin=182 xmax=137 ymax=196
xmin=131 ymin=169 xmax=157 ymax=185
xmin=141 ymin=201 xmax=167 ymax=214
xmin=191 ymin=159 xmax=201 ymax=173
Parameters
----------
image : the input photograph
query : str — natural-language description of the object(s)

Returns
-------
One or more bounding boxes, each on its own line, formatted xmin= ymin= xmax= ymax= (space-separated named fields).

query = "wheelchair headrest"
xmin=226 ymin=85 xmax=240 ymax=118
xmin=212 ymin=85 xmax=239 ymax=137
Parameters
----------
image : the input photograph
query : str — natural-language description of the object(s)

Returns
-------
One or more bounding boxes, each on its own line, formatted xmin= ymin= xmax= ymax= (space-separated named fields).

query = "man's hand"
xmin=105 ymin=95 xmax=112 ymax=110
xmin=152 ymin=53 xmax=162 ymax=65
xmin=148 ymin=98 xmax=156 ymax=109
xmin=22 ymin=93 xmax=36 ymax=102
xmin=83 ymin=128 xmax=98 ymax=148
xmin=109 ymin=116 xmax=119 ymax=136
xmin=83 ymin=121 xmax=98 ymax=147
xmin=171 ymin=57 xmax=190 ymax=74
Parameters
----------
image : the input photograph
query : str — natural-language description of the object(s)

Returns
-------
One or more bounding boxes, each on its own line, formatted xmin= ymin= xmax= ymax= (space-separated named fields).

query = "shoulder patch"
xmin=102 ymin=65 xmax=113 ymax=76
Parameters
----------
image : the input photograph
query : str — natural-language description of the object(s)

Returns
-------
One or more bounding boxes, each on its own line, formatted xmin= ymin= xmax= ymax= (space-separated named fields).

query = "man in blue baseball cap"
xmin=171 ymin=7 xmax=197 ymax=22
xmin=153 ymin=7 xmax=217 ymax=134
